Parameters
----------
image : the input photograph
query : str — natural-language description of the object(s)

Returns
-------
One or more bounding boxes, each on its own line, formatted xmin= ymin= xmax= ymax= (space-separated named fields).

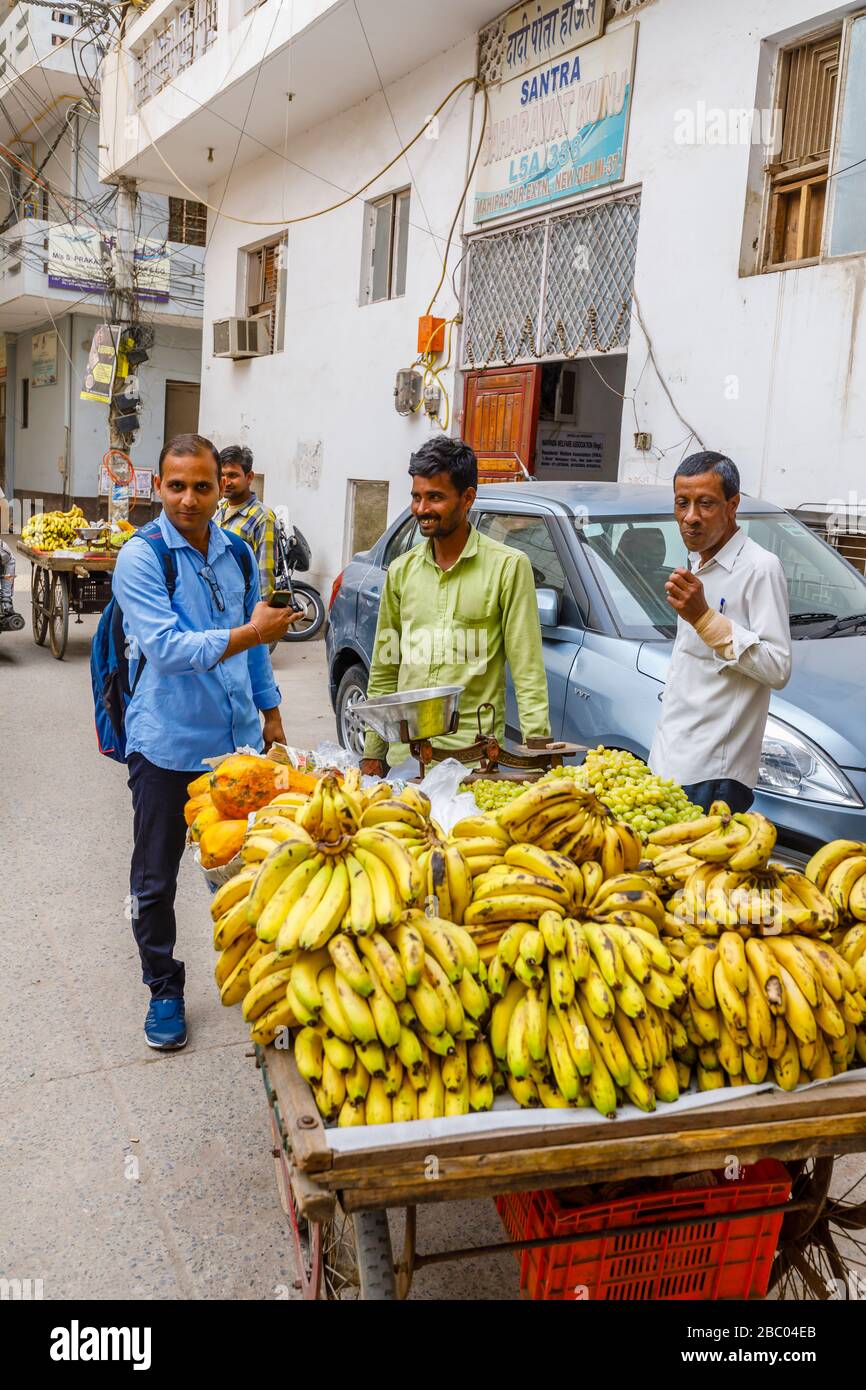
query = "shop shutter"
xmin=463 ymin=366 xmax=541 ymax=479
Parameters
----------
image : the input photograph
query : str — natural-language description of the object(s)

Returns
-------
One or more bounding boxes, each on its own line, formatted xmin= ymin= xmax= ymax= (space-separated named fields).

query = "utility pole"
xmin=106 ymin=175 xmax=138 ymax=522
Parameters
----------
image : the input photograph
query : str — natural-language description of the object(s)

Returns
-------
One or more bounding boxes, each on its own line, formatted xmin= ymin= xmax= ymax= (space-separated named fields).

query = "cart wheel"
xmin=32 ymin=567 xmax=49 ymax=645
xmin=268 ymin=1106 xmax=323 ymax=1300
xmin=48 ymin=572 xmax=69 ymax=659
xmin=770 ymin=1157 xmax=866 ymax=1300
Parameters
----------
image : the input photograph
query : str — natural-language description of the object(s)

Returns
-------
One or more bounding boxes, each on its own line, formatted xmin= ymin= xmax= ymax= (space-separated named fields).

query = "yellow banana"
xmin=464 ymin=894 xmax=561 ymax=926
xmin=380 ymin=1047 xmax=404 ymax=1096
xmin=392 ymin=1072 xmax=418 ymax=1122
xmin=728 ymin=812 xmax=777 ymax=872
xmin=355 ymin=1039 xmax=387 ymax=1077
xmin=581 ymin=1006 xmax=631 ymax=1087
xmin=648 ymin=814 xmax=726 ymax=847
xmin=615 ymin=1008 xmax=650 ymax=1076
xmin=793 ymin=937 xmax=848 ymax=1000
xmin=365 ymin=1077 xmax=393 ymax=1125
xmin=242 ymin=968 xmax=294 ymax=1023
xmin=210 ymin=865 xmax=257 ymax=921
xmin=214 ymin=894 xmax=255 ymax=952
xmin=689 ymin=819 xmax=751 ymax=863
xmin=713 ymin=959 xmax=748 ymax=1038
xmin=249 ymin=997 xmax=297 ymax=1046
xmin=246 ymin=835 xmax=315 ymax=924
xmin=443 ymin=844 xmax=473 ymax=924
xmin=345 ymin=1054 xmax=370 ymax=1103
xmin=424 ymin=953 xmax=465 ymax=1036
xmin=805 ymin=839 xmax=866 ymax=891
xmin=771 ymin=1031 xmax=801 ymax=1090
xmin=345 ymin=852 xmax=377 ymax=936
xmin=255 ymin=853 xmax=323 ymax=944
xmin=294 ymin=1027 xmax=324 ymax=1085
xmin=545 ymin=1009 xmax=580 ymax=1100
xmin=408 ymin=974 xmax=447 ymax=1036
xmin=289 ymin=948 xmax=331 ymax=1016
xmin=745 ymin=966 xmax=774 ymax=1049
xmin=580 ymin=959 xmax=616 ymax=1020
xmin=327 ymin=934 xmax=374 ymax=996
xmin=556 ymin=999 xmax=593 ymax=1076
xmin=697 ymin=1063 xmax=726 ymax=1091
xmin=547 ymin=952 xmax=575 ymax=1009
xmin=353 ymin=827 xmax=424 ymax=905
xmin=214 ymin=929 xmax=256 ymax=989
xmin=744 ymin=938 xmax=786 ymax=1015
xmin=490 ymin=979 xmax=526 ymax=1062
xmin=275 ymin=860 xmax=334 ymax=954
xmin=585 ymin=1035 xmax=618 ymax=1117
xmin=417 ymin=1062 xmax=446 ymax=1118
xmin=775 ymin=964 xmax=818 ymax=1043
xmin=317 ymin=967 xmax=354 ymax=1042
xmin=390 ymin=920 xmax=425 ymax=986
xmin=686 ymin=944 xmax=718 ymax=1010
xmin=826 ymin=855 xmax=866 ymax=913
xmin=299 ymin=858 xmax=351 ymax=950
xmin=323 ymin=1032 xmax=356 ymax=1073
xmin=653 ymin=1058 xmax=680 ymax=1103
xmin=333 ymin=968 xmax=379 ymax=1044
xmin=600 ymin=822 xmax=626 ymax=880
xmin=364 ymin=965 xmax=403 ymax=1049
xmin=353 ymin=846 xmax=402 ymax=927
xmin=580 ymin=860 xmax=604 ymax=901
xmin=613 ymin=969 xmax=648 ymax=1020
xmin=458 ymin=969 xmax=490 ymax=1021
xmin=356 ymin=931 xmax=407 ymax=1002
xmin=498 ymin=920 xmax=534 ymax=968
xmin=412 ymin=915 xmax=463 ymax=983
xmin=584 ymin=921 xmax=624 ymax=988
xmin=765 ymin=938 xmax=821 ymax=1007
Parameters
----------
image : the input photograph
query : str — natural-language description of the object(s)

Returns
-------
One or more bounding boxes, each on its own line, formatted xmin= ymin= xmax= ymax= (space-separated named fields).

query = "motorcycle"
xmin=273 ymin=522 xmax=326 ymax=643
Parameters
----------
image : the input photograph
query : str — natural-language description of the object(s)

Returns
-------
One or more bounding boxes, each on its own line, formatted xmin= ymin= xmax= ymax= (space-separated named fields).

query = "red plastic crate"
xmin=499 ymin=1160 xmax=791 ymax=1301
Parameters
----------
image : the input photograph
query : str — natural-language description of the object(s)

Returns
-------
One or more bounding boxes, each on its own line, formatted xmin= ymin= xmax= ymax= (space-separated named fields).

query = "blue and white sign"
xmin=474 ymin=24 xmax=637 ymax=224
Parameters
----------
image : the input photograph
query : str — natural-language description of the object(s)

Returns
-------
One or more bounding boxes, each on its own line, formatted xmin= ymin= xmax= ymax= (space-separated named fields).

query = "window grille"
xmin=462 ymin=193 xmax=640 ymax=368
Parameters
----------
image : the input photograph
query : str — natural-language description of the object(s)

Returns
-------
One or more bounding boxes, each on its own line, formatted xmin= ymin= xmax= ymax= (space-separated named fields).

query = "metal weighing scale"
xmin=357 ymin=686 xmax=582 ymax=781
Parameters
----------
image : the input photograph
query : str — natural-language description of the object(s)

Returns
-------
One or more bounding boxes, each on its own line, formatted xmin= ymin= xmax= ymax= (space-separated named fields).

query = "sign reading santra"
xmin=501 ymin=0 xmax=605 ymax=81
xmin=474 ymin=24 xmax=637 ymax=224
xmin=50 ymin=1321 xmax=152 ymax=1371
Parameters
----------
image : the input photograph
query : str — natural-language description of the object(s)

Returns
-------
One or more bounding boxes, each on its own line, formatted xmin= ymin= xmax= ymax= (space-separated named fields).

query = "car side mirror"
xmin=536 ymin=587 xmax=560 ymax=628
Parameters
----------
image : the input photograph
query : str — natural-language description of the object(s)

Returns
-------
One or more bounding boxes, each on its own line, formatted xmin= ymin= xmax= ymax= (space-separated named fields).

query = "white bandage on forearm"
xmin=694 ymin=608 xmax=735 ymax=658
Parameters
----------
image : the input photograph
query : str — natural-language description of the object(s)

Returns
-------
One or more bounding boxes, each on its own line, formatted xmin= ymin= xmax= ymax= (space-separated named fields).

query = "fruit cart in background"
xmin=256 ymin=1039 xmax=866 ymax=1301
xmin=17 ymin=542 xmax=116 ymax=659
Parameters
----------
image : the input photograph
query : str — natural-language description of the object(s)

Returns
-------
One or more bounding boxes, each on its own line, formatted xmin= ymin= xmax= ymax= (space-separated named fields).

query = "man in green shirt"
xmin=360 ymin=437 xmax=551 ymax=775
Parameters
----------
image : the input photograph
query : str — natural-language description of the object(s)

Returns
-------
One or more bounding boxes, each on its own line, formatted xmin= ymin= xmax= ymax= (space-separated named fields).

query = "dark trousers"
xmin=683 ymin=778 xmax=754 ymax=815
xmin=127 ymin=752 xmax=193 ymax=999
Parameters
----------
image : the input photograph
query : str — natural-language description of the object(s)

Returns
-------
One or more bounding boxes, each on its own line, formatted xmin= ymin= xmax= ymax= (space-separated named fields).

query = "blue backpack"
xmin=91 ymin=520 xmax=252 ymax=762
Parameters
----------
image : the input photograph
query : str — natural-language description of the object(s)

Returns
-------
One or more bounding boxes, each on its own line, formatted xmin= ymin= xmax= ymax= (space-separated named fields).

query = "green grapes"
xmin=461 ymin=778 xmax=528 ymax=813
xmin=539 ymin=747 xmax=704 ymax=836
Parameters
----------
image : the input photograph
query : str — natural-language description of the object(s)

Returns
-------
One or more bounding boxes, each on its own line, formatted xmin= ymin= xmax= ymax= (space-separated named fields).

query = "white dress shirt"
xmin=649 ymin=529 xmax=792 ymax=788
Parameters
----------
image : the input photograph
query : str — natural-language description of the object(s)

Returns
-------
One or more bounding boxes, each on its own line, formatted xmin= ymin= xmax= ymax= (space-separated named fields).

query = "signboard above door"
xmin=473 ymin=23 xmax=637 ymax=225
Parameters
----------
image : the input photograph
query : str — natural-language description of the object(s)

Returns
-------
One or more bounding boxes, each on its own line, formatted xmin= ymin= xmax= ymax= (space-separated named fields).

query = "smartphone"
xmin=269 ymin=589 xmax=301 ymax=610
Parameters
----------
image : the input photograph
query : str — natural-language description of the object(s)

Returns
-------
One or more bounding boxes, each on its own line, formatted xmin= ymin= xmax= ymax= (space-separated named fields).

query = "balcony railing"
xmin=134 ymin=0 xmax=218 ymax=107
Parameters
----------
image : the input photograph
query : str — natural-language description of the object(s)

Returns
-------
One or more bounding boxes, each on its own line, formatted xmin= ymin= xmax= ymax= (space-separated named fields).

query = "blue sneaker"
xmin=145 ymin=998 xmax=187 ymax=1050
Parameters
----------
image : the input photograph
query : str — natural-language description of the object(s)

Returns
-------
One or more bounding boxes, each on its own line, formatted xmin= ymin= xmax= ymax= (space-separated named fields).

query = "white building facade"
xmin=0 ymin=2 xmax=205 ymax=516
xmin=99 ymin=0 xmax=866 ymax=591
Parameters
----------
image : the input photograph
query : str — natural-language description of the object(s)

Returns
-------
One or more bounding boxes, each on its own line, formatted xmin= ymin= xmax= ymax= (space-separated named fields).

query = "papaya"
xmin=189 ymin=804 xmax=224 ymax=843
xmin=210 ymin=754 xmax=277 ymax=819
xmin=199 ymin=820 xmax=248 ymax=869
xmin=184 ymin=791 xmax=212 ymax=827
xmin=187 ymin=771 xmax=212 ymax=798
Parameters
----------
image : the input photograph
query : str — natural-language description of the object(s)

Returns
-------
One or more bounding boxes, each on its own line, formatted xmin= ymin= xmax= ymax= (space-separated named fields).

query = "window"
xmin=347 ymin=480 xmax=389 ymax=560
xmin=242 ymin=235 xmax=287 ymax=353
xmin=21 ymin=378 xmax=28 ymax=429
xmin=764 ymin=31 xmax=840 ymax=268
xmin=763 ymin=13 xmax=866 ymax=269
xmin=52 ymin=10 xmax=76 ymax=22
xmin=360 ymin=189 xmax=409 ymax=304
xmin=475 ymin=513 xmax=566 ymax=592
xmin=168 ymin=197 xmax=206 ymax=246
xmin=382 ymin=516 xmax=421 ymax=567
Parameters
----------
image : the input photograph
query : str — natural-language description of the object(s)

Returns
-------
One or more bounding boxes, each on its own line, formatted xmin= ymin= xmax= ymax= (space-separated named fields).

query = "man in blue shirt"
xmin=113 ymin=433 xmax=299 ymax=1050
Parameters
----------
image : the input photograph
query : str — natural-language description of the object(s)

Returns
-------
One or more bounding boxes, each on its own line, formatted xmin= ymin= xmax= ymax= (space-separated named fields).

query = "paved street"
xmin=1 ymin=567 xmax=520 ymax=1301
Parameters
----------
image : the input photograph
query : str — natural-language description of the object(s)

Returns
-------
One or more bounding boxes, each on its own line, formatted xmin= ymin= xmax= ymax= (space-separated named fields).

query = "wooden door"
xmin=462 ymin=366 xmax=541 ymax=479
xmin=163 ymin=380 xmax=200 ymax=442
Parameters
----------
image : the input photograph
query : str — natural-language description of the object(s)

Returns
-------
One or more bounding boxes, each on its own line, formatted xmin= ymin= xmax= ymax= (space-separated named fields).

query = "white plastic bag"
xmin=418 ymin=758 xmax=478 ymax=834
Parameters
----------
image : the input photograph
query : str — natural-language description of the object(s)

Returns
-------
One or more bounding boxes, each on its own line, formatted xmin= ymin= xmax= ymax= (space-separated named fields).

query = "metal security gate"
xmin=462 ymin=192 xmax=641 ymax=369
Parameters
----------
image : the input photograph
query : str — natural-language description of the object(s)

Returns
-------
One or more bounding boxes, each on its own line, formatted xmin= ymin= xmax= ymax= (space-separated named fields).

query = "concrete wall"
xmin=603 ymin=0 xmax=866 ymax=509
xmin=198 ymin=37 xmax=477 ymax=593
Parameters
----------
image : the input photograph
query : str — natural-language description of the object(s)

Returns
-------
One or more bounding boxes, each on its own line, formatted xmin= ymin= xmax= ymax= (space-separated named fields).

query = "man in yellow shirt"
xmin=217 ymin=445 xmax=277 ymax=601
xmin=360 ymin=437 xmax=551 ymax=775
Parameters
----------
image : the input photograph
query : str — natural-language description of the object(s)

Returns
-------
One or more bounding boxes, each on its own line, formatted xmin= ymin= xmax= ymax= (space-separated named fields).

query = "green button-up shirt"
xmin=363 ymin=525 xmax=551 ymax=764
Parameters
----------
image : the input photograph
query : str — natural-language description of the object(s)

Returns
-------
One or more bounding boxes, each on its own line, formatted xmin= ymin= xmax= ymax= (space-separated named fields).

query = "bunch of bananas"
xmin=21 ymin=506 xmax=85 ymax=551
xmin=485 ymin=908 xmax=687 ymax=1115
xmin=449 ymin=814 xmax=512 ymax=879
xmin=495 ymin=779 xmax=643 ymax=871
xmin=806 ymin=840 xmax=866 ymax=922
xmin=646 ymin=808 xmax=835 ymax=936
xmin=677 ymin=932 xmax=866 ymax=1091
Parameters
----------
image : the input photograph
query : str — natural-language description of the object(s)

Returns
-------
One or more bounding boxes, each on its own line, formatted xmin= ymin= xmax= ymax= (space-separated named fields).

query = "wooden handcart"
xmin=17 ymin=542 xmax=116 ymax=659
xmin=255 ymin=1044 xmax=866 ymax=1300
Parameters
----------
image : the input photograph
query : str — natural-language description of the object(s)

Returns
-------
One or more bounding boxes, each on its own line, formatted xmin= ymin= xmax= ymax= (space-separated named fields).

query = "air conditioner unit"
xmin=212 ymin=315 xmax=269 ymax=359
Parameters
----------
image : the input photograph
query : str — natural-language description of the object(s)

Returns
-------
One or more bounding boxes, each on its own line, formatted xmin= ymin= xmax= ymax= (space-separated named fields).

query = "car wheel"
xmin=336 ymin=663 xmax=369 ymax=756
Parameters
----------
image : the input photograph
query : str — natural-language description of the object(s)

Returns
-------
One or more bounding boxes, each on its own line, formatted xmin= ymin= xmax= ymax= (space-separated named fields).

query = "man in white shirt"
xmin=649 ymin=452 xmax=792 ymax=813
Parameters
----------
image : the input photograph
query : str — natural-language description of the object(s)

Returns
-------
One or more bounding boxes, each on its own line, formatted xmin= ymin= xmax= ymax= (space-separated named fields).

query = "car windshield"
xmin=577 ymin=514 xmax=866 ymax=641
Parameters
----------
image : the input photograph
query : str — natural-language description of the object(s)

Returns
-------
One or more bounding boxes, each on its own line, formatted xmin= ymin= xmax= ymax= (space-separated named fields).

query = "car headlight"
xmin=757 ymin=716 xmax=863 ymax=807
